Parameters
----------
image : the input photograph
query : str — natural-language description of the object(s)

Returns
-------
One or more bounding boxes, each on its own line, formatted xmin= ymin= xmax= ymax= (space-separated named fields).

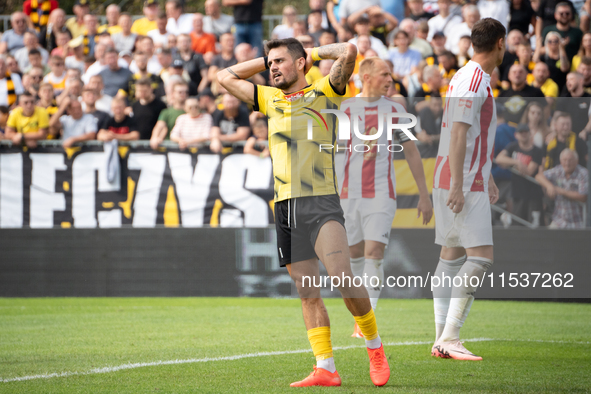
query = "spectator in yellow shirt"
xmin=65 ymin=0 xmax=90 ymax=38
xmin=531 ymin=62 xmax=559 ymax=109
xmin=5 ymin=92 xmax=49 ymax=148
xmin=131 ymin=0 xmax=159 ymax=36
xmin=98 ymin=4 xmax=123 ymax=35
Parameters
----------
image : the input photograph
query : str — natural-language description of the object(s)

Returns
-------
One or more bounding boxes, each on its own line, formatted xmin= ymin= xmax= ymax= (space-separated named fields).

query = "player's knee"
xmin=464 ymin=257 xmax=493 ymax=274
xmin=439 ymin=255 xmax=466 ymax=269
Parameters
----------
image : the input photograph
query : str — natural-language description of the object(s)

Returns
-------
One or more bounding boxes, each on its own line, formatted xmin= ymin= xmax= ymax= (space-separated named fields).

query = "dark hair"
xmin=158 ymin=10 xmax=167 ymax=19
xmin=105 ymin=47 xmax=118 ymax=56
xmin=28 ymin=48 xmax=41 ymax=57
xmin=264 ymin=38 xmax=306 ymax=61
xmin=85 ymin=55 xmax=96 ymax=63
xmin=394 ymin=30 xmax=409 ymax=39
xmin=0 ymin=105 xmax=9 ymax=114
xmin=135 ymin=77 xmax=153 ymax=87
xmin=438 ymin=50 xmax=455 ymax=59
xmin=580 ymin=56 xmax=591 ymax=66
xmin=19 ymin=92 xmax=34 ymax=101
xmin=471 ymin=18 xmax=506 ymax=53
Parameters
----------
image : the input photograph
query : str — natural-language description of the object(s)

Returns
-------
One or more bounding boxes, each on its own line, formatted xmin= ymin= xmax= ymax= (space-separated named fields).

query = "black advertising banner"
xmin=0 ymin=144 xmax=275 ymax=228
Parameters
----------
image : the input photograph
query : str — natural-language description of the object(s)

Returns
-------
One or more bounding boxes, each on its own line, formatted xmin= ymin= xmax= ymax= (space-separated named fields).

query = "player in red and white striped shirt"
xmin=338 ymin=58 xmax=432 ymax=338
xmin=430 ymin=19 xmax=506 ymax=361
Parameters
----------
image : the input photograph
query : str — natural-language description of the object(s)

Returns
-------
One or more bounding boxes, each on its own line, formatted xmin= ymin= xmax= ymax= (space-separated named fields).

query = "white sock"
xmin=439 ymin=257 xmax=492 ymax=343
xmin=432 ymin=255 xmax=466 ymax=341
xmin=363 ymin=258 xmax=384 ymax=310
xmin=350 ymin=256 xmax=365 ymax=278
xmin=317 ymin=357 xmax=336 ymax=373
xmin=365 ymin=334 xmax=382 ymax=350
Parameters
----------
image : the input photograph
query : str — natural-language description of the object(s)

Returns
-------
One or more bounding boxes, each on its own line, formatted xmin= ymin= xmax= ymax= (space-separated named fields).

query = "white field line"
xmin=1 ymin=338 xmax=589 ymax=383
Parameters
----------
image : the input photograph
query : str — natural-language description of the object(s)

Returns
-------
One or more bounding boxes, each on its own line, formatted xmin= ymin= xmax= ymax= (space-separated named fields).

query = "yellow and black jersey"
xmin=254 ymin=75 xmax=347 ymax=202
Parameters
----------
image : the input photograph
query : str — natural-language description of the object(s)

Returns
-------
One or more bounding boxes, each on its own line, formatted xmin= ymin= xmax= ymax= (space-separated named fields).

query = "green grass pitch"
xmin=1 ymin=298 xmax=590 ymax=393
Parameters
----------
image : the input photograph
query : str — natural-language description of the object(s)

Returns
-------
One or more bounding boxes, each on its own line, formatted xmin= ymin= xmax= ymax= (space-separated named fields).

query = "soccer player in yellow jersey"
xmin=218 ymin=38 xmax=390 ymax=388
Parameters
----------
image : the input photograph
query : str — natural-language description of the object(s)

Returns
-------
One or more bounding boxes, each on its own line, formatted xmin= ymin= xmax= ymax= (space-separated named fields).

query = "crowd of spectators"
xmin=0 ymin=0 xmax=588 ymax=228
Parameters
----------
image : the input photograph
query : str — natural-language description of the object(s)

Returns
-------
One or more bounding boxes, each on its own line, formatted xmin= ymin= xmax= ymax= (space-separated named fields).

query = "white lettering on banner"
xmin=219 ymin=155 xmax=272 ymax=227
xmin=29 ymin=154 xmax=67 ymax=228
xmin=72 ymin=152 xmax=121 ymax=228
xmin=168 ymin=153 xmax=219 ymax=227
xmin=128 ymin=153 xmax=166 ymax=228
xmin=0 ymin=153 xmax=23 ymax=228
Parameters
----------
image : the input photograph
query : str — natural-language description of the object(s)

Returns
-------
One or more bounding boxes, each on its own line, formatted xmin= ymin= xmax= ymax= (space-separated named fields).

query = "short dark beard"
xmin=274 ymin=72 xmax=298 ymax=90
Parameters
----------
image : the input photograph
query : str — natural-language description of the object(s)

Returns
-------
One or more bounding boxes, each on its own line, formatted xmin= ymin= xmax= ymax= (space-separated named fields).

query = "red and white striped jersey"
xmin=339 ymin=96 xmax=412 ymax=200
xmin=434 ymin=60 xmax=496 ymax=192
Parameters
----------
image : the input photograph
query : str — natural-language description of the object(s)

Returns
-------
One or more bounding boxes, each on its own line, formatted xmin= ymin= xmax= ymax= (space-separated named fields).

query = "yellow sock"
xmin=307 ymin=326 xmax=333 ymax=361
xmin=354 ymin=309 xmax=379 ymax=340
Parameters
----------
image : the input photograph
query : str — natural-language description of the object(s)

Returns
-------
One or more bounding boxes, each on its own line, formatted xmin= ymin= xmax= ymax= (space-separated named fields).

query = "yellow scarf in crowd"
xmin=30 ymin=0 xmax=51 ymax=31
xmin=5 ymin=72 xmax=16 ymax=106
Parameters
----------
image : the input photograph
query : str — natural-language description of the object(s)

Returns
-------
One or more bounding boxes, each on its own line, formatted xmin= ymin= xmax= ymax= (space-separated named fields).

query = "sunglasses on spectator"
xmin=548 ymin=39 xmax=559 ymax=44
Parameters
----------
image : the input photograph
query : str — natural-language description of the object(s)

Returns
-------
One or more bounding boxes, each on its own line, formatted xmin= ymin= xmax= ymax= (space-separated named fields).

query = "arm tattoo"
xmin=317 ymin=43 xmax=347 ymax=59
xmin=226 ymin=67 xmax=239 ymax=78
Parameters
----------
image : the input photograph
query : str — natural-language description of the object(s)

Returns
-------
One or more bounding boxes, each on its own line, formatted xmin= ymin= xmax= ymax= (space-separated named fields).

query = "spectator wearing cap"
xmin=39 ymin=9 xmax=70 ymax=53
xmin=119 ymin=52 xmax=165 ymax=102
xmin=408 ymin=0 xmax=434 ymax=22
xmin=209 ymin=93 xmax=250 ymax=153
xmin=496 ymin=125 xmax=545 ymax=225
xmin=5 ymin=92 xmax=49 ymax=148
xmin=399 ymin=19 xmax=433 ymax=59
xmin=23 ymin=0 xmax=59 ymax=33
xmin=349 ymin=16 xmax=388 ymax=59
xmin=0 ymin=12 xmax=34 ymax=55
xmin=98 ymin=48 xmax=134 ymax=97
xmin=198 ymin=87 xmax=217 ymax=114
xmin=190 ymin=13 xmax=217 ymax=61
xmin=208 ymin=33 xmax=237 ymax=85
xmin=150 ymin=81 xmax=188 ymax=149
xmin=499 ymin=64 xmax=547 ymax=125
xmin=223 ymin=0 xmax=264 ymax=57
xmin=148 ymin=12 xmax=170 ymax=47
xmin=203 ymin=0 xmax=234 ymax=38
xmin=545 ymin=112 xmax=588 ymax=169
xmin=130 ymin=78 xmax=167 ymax=140
xmin=65 ymin=36 xmax=86 ymax=74
xmin=541 ymin=2 xmax=583 ymax=62
xmin=14 ymin=32 xmax=49 ymax=72
xmin=112 ymin=14 xmax=138 ymax=54
xmin=98 ymin=4 xmax=122 ymax=35
xmin=132 ymin=0 xmax=160 ymax=36
xmin=166 ymin=0 xmax=194 ymax=35
xmin=426 ymin=0 xmax=462 ymax=41
xmin=536 ymin=148 xmax=589 ymax=228
xmin=173 ymin=34 xmax=209 ymax=92
xmin=170 ymin=97 xmax=213 ymax=150
xmin=0 ymin=56 xmax=25 ymax=107
xmin=49 ymin=95 xmax=98 ymax=148
xmin=164 ymin=59 xmax=196 ymax=92
xmin=66 ymin=0 xmax=90 ymax=39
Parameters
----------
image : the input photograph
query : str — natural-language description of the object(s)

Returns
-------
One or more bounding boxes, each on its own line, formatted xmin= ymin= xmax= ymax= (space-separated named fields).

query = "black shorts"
xmin=275 ymin=194 xmax=346 ymax=267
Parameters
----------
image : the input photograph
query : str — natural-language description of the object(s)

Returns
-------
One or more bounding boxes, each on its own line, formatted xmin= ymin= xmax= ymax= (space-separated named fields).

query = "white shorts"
xmin=433 ymin=188 xmax=493 ymax=249
xmin=341 ymin=197 xmax=396 ymax=246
